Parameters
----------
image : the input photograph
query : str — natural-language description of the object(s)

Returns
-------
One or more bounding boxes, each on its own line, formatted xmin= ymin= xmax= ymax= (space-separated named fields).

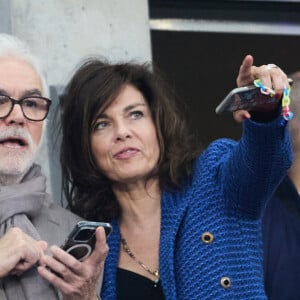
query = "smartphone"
xmin=215 ymin=78 xmax=293 ymax=114
xmin=60 ymin=221 xmax=112 ymax=261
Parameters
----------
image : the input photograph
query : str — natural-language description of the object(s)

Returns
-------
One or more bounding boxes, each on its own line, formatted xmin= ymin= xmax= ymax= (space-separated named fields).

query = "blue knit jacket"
xmin=101 ymin=117 xmax=292 ymax=300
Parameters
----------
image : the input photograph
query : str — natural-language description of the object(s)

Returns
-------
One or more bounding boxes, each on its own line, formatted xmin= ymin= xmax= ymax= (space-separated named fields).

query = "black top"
xmin=262 ymin=176 xmax=300 ymax=300
xmin=116 ymin=268 xmax=165 ymax=300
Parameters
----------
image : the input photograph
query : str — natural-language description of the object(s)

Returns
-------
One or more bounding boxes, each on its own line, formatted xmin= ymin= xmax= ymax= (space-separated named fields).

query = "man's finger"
xmin=87 ymin=227 xmax=109 ymax=265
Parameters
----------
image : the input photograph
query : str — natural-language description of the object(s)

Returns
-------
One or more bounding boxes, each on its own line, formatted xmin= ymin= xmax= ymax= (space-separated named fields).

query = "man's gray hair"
xmin=0 ymin=33 xmax=49 ymax=97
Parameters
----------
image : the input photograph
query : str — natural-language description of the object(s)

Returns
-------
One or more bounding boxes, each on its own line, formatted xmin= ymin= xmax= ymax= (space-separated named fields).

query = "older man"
xmin=0 ymin=33 xmax=107 ymax=300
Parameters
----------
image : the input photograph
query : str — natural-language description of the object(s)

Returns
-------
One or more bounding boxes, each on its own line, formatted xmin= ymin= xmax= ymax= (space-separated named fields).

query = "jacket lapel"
xmin=160 ymin=189 xmax=189 ymax=299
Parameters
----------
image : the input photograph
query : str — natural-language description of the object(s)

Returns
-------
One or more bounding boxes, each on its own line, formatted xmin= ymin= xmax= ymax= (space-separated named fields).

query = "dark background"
xmin=149 ymin=0 xmax=300 ymax=147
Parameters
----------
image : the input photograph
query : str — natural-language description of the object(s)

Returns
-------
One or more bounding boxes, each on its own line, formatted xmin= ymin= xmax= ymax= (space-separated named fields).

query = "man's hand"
xmin=0 ymin=227 xmax=47 ymax=277
xmin=38 ymin=226 xmax=108 ymax=300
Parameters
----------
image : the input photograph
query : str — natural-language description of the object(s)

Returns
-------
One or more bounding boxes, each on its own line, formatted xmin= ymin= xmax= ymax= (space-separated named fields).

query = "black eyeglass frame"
xmin=0 ymin=95 xmax=52 ymax=121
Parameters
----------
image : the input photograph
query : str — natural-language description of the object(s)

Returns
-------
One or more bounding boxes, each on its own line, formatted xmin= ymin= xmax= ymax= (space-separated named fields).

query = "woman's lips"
xmin=114 ymin=148 xmax=139 ymax=159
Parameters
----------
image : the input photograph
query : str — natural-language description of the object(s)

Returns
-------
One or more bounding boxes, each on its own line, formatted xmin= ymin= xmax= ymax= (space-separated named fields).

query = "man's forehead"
xmin=0 ymin=56 xmax=43 ymax=97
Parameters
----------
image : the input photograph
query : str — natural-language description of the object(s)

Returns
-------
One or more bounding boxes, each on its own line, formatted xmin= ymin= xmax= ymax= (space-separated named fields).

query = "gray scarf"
xmin=0 ymin=164 xmax=59 ymax=300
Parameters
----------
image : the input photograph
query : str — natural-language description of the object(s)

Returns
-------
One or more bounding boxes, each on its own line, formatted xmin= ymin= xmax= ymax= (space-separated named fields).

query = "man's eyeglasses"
xmin=0 ymin=95 xmax=52 ymax=121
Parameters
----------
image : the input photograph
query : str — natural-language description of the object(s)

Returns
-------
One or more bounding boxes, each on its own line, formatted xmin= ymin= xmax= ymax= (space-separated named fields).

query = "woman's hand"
xmin=234 ymin=54 xmax=290 ymax=122
xmin=38 ymin=226 xmax=108 ymax=300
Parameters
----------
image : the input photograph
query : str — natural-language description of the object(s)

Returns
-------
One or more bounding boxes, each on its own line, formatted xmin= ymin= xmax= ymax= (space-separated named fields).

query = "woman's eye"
xmin=94 ymin=121 xmax=108 ymax=130
xmin=130 ymin=111 xmax=143 ymax=119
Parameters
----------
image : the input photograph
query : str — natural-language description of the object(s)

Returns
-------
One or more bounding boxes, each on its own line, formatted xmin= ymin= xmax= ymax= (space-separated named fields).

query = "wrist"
xmin=250 ymin=104 xmax=281 ymax=123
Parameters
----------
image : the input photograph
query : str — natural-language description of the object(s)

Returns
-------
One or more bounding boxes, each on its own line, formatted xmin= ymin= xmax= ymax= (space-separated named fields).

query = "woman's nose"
xmin=115 ymin=121 xmax=131 ymax=141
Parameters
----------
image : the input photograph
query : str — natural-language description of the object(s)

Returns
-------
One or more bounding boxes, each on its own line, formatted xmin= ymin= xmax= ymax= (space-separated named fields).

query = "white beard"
xmin=0 ymin=126 xmax=40 ymax=185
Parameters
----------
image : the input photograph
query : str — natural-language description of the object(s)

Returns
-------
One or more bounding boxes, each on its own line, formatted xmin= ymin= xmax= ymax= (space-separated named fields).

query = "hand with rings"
xmin=234 ymin=55 xmax=290 ymax=122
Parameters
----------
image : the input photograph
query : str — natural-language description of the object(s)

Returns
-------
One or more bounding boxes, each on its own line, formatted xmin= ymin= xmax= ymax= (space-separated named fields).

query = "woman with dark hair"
xmin=60 ymin=55 xmax=292 ymax=299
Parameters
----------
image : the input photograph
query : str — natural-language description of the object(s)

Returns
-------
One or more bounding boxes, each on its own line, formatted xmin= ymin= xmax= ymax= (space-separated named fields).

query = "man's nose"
xmin=4 ymin=103 xmax=25 ymax=125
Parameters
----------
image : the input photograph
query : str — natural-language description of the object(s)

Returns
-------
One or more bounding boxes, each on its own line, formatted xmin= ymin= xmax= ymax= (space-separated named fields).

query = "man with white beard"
xmin=0 ymin=33 xmax=108 ymax=300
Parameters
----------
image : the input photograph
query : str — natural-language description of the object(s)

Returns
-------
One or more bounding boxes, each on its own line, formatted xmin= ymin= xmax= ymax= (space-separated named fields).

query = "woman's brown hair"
xmin=60 ymin=59 xmax=201 ymax=221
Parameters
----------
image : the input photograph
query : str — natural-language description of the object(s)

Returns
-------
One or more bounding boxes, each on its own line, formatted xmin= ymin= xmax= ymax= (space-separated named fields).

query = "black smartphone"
xmin=215 ymin=78 xmax=293 ymax=114
xmin=60 ymin=221 xmax=112 ymax=261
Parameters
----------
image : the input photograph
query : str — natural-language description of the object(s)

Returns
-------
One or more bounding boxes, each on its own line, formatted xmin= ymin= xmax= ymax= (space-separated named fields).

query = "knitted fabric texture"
xmin=101 ymin=117 xmax=292 ymax=300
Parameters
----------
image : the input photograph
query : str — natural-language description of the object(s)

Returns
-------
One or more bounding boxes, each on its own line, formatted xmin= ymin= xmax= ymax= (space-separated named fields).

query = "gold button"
xmin=201 ymin=232 xmax=214 ymax=244
xmin=220 ymin=277 xmax=231 ymax=288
